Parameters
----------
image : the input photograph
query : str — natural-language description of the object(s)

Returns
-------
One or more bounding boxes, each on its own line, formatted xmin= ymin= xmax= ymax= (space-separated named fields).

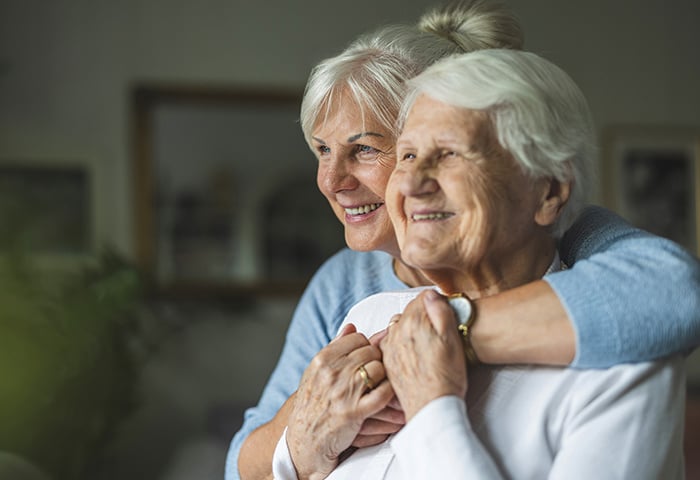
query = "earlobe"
xmin=535 ymin=179 xmax=571 ymax=226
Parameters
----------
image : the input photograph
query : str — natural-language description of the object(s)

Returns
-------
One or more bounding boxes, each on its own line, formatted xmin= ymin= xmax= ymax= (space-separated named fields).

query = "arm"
xmin=470 ymin=205 xmax=700 ymax=368
xmin=238 ymin=394 xmax=296 ymax=480
xmin=225 ymin=263 xmax=341 ymax=480
xmin=385 ymin=292 xmax=686 ymax=479
xmin=390 ymin=360 xmax=685 ymax=480
xmin=391 ymin=397 xmax=504 ymax=479
xmin=554 ymin=205 xmax=700 ymax=367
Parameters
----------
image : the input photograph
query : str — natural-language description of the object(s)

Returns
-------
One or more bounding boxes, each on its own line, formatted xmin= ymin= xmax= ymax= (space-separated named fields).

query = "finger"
xmin=387 ymin=396 xmax=403 ymax=411
xmin=346 ymin=344 xmax=384 ymax=372
xmin=334 ymin=322 xmax=357 ymax=340
xmin=366 ymin=406 xmax=406 ymax=425
xmin=351 ymin=434 xmax=390 ymax=449
xmin=324 ymin=331 xmax=372 ymax=357
xmin=354 ymin=358 xmax=386 ymax=392
xmin=423 ymin=290 xmax=459 ymax=336
xmin=368 ymin=327 xmax=389 ymax=346
xmin=358 ymin=418 xmax=404 ymax=436
xmin=357 ymin=378 xmax=395 ymax=417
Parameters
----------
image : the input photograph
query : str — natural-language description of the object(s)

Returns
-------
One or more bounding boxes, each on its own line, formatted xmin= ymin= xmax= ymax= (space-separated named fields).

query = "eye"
xmin=399 ymin=152 xmax=416 ymax=162
xmin=439 ymin=150 xmax=459 ymax=159
xmin=317 ymin=145 xmax=331 ymax=157
xmin=355 ymin=144 xmax=380 ymax=160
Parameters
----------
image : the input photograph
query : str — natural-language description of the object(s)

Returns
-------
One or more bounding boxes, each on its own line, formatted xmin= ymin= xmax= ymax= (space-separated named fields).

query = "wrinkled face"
xmin=312 ymin=89 xmax=400 ymax=256
xmin=387 ymin=94 xmax=546 ymax=285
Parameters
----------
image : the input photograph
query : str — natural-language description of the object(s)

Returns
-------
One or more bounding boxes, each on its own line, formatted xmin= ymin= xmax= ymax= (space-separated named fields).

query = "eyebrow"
xmin=348 ymin=132 xmax=384 ymax=143
xmin=312 ymin=132 xmax=384 ymax=144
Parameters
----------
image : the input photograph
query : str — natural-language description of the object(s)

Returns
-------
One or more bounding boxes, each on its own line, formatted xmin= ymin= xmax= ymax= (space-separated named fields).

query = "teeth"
xmin=411 ymin=212 xmax=452 ymax=221
xmin=345 ymin=203 xmax=382 ymax=215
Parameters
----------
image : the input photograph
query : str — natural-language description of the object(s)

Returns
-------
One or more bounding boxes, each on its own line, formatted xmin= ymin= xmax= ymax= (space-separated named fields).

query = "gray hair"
xmin=299 ymin=0 xmax=524 ymax=145
xmin=400 ymin=49 xmax=596 ymax=237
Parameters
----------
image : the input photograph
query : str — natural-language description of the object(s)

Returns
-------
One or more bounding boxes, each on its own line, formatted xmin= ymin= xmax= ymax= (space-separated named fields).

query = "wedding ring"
xmin=357 ymin=364 xmax=375 ymax=390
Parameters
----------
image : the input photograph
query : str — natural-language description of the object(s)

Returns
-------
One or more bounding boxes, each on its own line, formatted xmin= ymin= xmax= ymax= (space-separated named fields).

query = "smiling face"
xmin=312 ymin=89 xmax=401 ymax=256
xmin=387 ymin=94 xmax=557 ymax=294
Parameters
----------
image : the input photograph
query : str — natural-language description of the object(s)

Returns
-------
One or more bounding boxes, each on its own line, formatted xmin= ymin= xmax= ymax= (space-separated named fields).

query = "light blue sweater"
xmin=225 ymin=205 xmax=700 ymax=480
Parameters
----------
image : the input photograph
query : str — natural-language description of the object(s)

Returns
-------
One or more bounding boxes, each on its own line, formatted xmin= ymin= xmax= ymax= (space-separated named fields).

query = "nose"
xmin=397 ymin=159 xmax=439 ymax=197
xmin=317 ymin=152 xmax=358 ymax=195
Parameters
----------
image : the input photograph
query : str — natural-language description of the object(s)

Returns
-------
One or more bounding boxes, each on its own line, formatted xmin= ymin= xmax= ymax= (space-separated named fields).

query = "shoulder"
xmin=309 ymin=248 xmax=404 ymax=293
xmin=343 ymin=287 xmax=430 ymax=337
xmin=295 ymin=249 xmax=404 ymax=337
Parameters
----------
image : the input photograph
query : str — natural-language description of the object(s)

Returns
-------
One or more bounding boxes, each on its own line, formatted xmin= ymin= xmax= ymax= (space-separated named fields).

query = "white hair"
xmin=299 ymin=0 xmax=524 ymax=146
xmin=401 ymin=49 xmax=596 ymax=237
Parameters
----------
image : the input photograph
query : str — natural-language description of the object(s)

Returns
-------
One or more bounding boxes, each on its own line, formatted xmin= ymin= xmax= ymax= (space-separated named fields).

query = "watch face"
xmin=447 ymin=294 xmax=473 ymax=326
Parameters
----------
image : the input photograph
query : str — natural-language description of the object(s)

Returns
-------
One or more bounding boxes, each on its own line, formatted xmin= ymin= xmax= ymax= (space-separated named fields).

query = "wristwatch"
xmin=447 ymin=293 xmax=479 ymax=365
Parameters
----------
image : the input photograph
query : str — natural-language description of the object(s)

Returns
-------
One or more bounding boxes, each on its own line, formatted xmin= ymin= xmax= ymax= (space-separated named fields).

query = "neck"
xmin=393 ymin=257 xmax=433 ymax=287
xmin=423 ymin=237 xmax=558 ymax=299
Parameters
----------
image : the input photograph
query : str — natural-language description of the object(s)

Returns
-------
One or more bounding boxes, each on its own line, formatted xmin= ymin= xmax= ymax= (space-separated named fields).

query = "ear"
xmin=534 ymin=178 xmax=571 ymax=227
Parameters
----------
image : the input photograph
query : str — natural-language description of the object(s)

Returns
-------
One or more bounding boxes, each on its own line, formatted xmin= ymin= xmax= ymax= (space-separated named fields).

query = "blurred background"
xmin=0 ymin=0 xmax=699 ymax=479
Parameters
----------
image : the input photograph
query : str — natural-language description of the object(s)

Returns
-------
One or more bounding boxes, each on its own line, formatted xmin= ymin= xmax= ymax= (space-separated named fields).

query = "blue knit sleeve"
xmin=551 ymin=205 xmax=700 ymax=368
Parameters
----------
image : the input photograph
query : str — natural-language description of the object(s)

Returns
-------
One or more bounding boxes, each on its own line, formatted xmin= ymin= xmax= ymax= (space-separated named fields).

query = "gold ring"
xmin=357 ymin=364 xmax=375 ymax=390
xmin=388 ymin=317 xmax=400 ymax=327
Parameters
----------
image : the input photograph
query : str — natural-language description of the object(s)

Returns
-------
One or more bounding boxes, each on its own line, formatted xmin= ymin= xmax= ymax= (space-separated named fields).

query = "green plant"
xmin=0 ymin=250 xmax=143 ymax=480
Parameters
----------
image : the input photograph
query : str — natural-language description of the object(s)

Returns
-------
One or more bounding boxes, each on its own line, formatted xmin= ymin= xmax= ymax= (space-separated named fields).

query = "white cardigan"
xmin=273 ymin=286 xmax=686 ymax=479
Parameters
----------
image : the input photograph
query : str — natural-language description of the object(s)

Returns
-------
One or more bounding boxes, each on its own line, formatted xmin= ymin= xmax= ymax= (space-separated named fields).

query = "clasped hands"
xmin=286 ymin=290 xmax=469 ymax=480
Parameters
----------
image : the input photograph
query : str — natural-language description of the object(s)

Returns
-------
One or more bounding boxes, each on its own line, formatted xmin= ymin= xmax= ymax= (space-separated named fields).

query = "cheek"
xmin=453 ymin=174 xmax=499 ymax=244
xmin=358 ymin=161 xmax=394 ymax=197
xmin=385 ymin=174 xmax=407 ymax=243
xmin=315 ymin=164 xmax=329 ymax=196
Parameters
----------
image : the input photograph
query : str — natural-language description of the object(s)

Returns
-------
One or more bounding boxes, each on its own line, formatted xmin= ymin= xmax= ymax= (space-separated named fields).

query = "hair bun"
xmin=418 ymin=0 xmax=524 ymax=52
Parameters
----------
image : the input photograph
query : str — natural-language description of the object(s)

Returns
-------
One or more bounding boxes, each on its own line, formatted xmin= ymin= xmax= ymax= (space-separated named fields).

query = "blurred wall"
xmin=1 ymin=0 xmax=699 ymax=258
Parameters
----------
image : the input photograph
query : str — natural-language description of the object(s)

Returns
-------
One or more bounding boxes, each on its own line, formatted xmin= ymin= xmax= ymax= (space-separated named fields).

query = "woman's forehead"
xmin=314 ymin=93 xmax=394 ymax=139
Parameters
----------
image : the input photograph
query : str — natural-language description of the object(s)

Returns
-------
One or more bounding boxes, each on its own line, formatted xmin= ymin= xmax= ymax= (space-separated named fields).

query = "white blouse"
xmin=273 ymin=271 xmax=685 ymax=479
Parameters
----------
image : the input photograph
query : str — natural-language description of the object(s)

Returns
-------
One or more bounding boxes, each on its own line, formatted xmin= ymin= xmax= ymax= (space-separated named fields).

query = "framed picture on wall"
xmin=602 ymin=126 xmax=700 ymax=256
xmin=0 ymin=157 xmax=97 ymax=268
xmin=131 ymin=85 xmax=346 ymax=298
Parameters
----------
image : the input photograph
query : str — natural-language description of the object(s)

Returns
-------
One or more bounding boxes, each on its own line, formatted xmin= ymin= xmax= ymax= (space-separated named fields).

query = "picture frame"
xmin=0 ymin=157 xmax=97 ymax=269
xmin=131 ymin=85 xmax=346 ymax=298
xmin=602 ymin=126 xmax=700 ymax=256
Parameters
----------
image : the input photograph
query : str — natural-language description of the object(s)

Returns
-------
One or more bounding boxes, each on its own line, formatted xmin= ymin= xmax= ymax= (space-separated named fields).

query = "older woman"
xmin=272 ymin=48 xmax=686 ymax=480
xmin=228 ymin=2 xmax=700 ymax=479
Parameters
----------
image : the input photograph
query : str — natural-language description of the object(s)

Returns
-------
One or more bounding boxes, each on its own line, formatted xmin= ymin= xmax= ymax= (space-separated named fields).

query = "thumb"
xmin=422 ymin=290 xmax=457 ymax=335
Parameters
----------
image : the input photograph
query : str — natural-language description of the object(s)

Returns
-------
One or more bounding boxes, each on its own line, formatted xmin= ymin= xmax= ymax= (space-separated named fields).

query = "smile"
xmin=345 ymin=203 xmax=383 ymax=215
xmin=411 ymin=212 xmax=454 ymax=221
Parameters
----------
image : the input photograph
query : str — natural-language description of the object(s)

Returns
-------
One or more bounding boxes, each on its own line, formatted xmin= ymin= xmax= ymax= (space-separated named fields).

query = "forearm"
xmin=557 ymin=205 xmax=700 ymax=367
xmin=470 ymin=280 xmax=575 ymax=365
xmin=239 ymin=394 xmax=295 ymax=480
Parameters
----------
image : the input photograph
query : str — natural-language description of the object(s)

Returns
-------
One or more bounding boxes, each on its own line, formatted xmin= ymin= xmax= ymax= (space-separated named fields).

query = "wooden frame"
xmin=131 ymin=85 xmax=345 ymax=298
xmin=602 ymin=126 xmax=700 ymax=256
xmin=0 ymin=157 xmax=97 ymax=269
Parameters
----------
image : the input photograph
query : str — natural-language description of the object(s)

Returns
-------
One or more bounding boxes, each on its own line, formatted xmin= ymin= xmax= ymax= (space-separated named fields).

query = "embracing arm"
xmin=470 ymin=205 xmax=700 ymax=368
xmin=225 ymin=277 xmax=337 ymax=480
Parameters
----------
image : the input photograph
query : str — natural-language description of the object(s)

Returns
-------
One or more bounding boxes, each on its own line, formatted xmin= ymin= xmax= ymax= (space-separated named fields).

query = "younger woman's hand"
xmin=286 ymin=324 xmax=395 ymax=479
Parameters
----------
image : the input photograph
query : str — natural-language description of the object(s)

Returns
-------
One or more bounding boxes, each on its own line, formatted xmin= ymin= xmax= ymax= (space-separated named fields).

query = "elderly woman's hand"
xmin=286 ymin=324 xmax=397 ymax=479
xmin=381 ymin=289 xmax=468 ymax=421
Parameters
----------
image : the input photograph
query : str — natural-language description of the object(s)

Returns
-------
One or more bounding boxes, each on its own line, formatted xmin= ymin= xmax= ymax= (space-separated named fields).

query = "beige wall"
xmin=1 ymin=0 xmax=699 ymax=257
